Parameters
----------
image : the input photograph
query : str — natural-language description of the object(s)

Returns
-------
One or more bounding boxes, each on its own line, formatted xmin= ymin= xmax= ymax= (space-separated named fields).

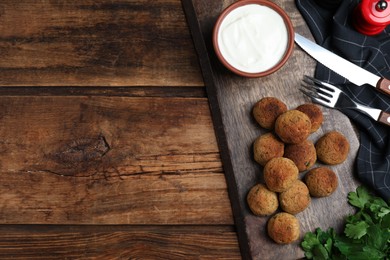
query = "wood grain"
xmin=183 ymin=0 xmax=361 ymax=259
xmin=0 ymin=96 xmax=233 ymax=225
xmin=0 ymin=0 xmax=241 ymax=258
xmin=0 ymin=0 xmax=203 ymax=86
xmin=0 ymin=86 xmax=207 ymax=97
xmin=0 ymin=225 xmax=241 ymax=259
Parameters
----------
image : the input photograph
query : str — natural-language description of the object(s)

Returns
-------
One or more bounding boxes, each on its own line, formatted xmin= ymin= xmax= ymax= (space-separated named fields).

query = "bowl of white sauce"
xmin=213 ymin=0 xmax=294 ymax=77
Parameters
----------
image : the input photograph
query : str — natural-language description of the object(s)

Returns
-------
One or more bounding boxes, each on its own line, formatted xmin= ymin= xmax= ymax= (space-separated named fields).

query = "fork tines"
xmin=300 ymin=76 xmax=337 ymax=107
xmin=300 ymin=76 xmax=388 ymax=125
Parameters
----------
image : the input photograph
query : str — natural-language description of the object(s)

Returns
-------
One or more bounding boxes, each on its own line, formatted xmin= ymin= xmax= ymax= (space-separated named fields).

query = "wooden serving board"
xmin=182 ymin=0 xmax=360 ymax=259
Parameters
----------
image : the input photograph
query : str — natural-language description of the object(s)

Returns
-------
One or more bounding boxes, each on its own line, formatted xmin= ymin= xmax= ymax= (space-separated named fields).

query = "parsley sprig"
xmin=301 ymin=186 xmax=390 ymax=260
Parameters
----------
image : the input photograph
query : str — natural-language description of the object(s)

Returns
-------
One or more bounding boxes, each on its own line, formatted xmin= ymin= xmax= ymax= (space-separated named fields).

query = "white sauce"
xmin=217 ymin=4 xmax=288 ymax=73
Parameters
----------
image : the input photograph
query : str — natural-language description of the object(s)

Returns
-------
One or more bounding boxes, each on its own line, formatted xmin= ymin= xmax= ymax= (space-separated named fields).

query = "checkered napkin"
xmin=296 ymin=0 xmax=390 ymax=200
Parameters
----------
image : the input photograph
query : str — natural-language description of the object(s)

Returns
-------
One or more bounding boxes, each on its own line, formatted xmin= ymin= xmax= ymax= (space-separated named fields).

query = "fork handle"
xmin=378 ymin=111 xmax=390 ymax=127
xmin=377 ymin=78 xmax=390 ymax=96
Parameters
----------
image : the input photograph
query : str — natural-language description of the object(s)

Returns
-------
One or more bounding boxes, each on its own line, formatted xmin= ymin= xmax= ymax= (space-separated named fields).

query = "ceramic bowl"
xmin=213 ymin=0 xmax=294 ymax=77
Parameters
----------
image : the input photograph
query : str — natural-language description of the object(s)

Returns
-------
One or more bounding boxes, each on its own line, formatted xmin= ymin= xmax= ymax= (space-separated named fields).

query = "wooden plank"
xmin=182 ymin=0 xmax=361 ymax=259
xmin=0 ymin=0 xmax=203 ymax=87
xmin=0 ymin=86 xmax=206 ymax=97
xmin=0 ymin=96 xmax=233 ymax=224
xmin=0 ymin=225 xmax=241 ymax=259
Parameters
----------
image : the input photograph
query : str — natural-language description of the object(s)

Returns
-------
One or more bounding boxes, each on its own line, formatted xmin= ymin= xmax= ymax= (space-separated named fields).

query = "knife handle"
xmin=378 ymin=110 xmax=390 ymax=127
xmin=377 ymin=78 xmax=390 ymax=96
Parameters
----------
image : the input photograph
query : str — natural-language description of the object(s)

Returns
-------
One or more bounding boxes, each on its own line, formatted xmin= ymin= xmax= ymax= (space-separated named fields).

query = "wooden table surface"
xmin=0 ymin=0 xmax=360 ymax=259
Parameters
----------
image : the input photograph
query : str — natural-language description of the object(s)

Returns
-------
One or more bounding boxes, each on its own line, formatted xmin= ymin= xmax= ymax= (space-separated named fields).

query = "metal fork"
xmin=301 ymin=76 xmax=390 ymax=127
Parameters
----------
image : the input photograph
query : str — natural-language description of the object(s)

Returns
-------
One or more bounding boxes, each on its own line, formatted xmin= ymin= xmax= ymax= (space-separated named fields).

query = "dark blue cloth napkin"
xmin=296 ymin=0 xmax=390 ymax=200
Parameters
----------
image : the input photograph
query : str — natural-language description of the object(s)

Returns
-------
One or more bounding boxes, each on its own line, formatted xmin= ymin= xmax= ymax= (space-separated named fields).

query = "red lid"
xmin=353 ymin=0 xmax=390 ymax=35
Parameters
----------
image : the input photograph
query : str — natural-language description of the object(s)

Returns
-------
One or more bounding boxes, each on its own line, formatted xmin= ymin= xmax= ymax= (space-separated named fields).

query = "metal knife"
xmin=294 ymin=33 xmax=390 ymax=97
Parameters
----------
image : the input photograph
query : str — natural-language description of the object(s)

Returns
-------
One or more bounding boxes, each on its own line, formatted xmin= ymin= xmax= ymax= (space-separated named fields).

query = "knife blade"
xmin=294 ymin=33 xmax=390 ymax=96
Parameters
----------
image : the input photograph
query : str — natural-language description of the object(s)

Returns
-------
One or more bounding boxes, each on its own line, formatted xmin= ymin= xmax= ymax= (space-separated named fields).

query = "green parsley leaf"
xmin=301 ymin=186 xmax=390 ymax=260
xmin=312 ymin=244 xmax=329 ymax=260
xmin=361 ymin=245 xmax=387 ymax=260
xmin=366 ymin=224 xmax=390 ymax=251
xmin=301 ymin=232 xmax=319 ymax=252
xmin=345 ymin=221 xmax=369 ymax=239
xmin=348 ymin=186 xmax=370 ymax=209
xmin=368 ymin=197 xmax=390 ymax=219
xmin=377 ymin=205 xmax=390 ymax=218
xmin=301 ymin=228 xmax=335 ymax=259
xmin=324 ymin=237 xmax=333 ymax=255
xmin=382 ymin=213 xmax=390 ymax=229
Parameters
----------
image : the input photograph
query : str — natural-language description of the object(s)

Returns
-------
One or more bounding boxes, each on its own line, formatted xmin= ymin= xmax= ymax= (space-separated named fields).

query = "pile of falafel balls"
xmin=247 ymin=97 xmax=350 ymax=245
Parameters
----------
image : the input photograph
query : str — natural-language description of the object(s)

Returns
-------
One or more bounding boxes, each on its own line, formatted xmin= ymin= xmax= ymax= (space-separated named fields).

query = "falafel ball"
xmin=284 ymin=140 xmax=317 ymax=172
xmin=267 ymin=212 xmax=300 ymax=244
xmin=263 ymin=157 xmax=299 ymax=192
xmin=247 ymin=183 xmax=279 ymax=216
xmin=296 ymin=103 xmax=323 ymax=133
xmin=253 ymin=133 xmax=285 ymax=166
xmin=275 ymin=110 xmax=312 ymax=144
xmin=253 ymin=97 xmax=288 ymax=130
xmin=279 ymin=180 xmax=311 ymax=214
xmin=316 ymin=131 xmax=349 ymax=165
xmin=305 ymin=167 xmax=338 ymax=197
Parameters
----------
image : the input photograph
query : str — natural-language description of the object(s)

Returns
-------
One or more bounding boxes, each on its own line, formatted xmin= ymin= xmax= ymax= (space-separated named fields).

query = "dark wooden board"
xmin=182 ymin=0 xmax=361 ymax=259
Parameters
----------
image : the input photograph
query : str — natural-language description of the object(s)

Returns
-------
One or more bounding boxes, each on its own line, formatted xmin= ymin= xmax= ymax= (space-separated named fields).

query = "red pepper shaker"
xmin=353 ymin=0 xmax=390 ymax=35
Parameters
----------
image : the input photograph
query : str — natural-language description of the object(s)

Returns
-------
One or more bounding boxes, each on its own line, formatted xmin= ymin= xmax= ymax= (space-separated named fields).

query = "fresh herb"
xmin=301 ymin=186 xmax=390 ymax=260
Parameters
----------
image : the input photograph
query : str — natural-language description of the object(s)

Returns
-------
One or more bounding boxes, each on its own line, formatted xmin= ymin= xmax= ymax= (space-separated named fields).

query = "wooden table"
xmin=0 ymin=0 xmax=360 ymax=259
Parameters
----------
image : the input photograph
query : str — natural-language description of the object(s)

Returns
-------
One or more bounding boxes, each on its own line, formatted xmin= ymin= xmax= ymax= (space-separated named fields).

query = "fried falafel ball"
xmin=279 ymin=180 xmax=311 ymax=214
xmin=263 ymin=157 xmax=299 ymax=192
xmin=267 ymin=212 xmax=300 ymax=244
xmin=305 ymin=167 xmax=338 ymax=197
xmin=296 ymin=103 xmax=323 ymax=133
xmin=247 ymin=183 xmax=279 ymax=216
xmin=316 ymin=131 xmax=349 ymax=165
xmin=253 ymin=133 xmax=285 ymax=166
xmin=275 ymin=110 xmax=312 ymax=144
xmin=253 ymin=97 xmax=288 ymax=130
xmin=284 ymin=140 xmax=317 ymax=172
